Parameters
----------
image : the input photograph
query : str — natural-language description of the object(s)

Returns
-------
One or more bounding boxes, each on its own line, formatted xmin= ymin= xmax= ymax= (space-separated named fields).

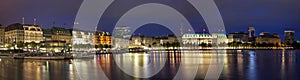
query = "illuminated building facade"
xmin=0 ymin=26 xmax=4 ymax=46
xmin=94 ymin=31 xmax=111 ymax=46
xmin=256 ymin=32 xmax=281 ymax=44
xmin=182 ymin=33 xmax=228 ymax=46
xmin=41 ymin=27 xmax=72 ymax=52
xmin=43 ymin=27 xmax=72 ymax=44
xmin=130 ymin=36 xmax=153 ymax=46
xmin=113 ymin=26 xmax=131 ymax=49
xmin=72 ymin=30 xmax=95 ymax=45
xmin=228 ymin=32 xmax=248 ymax=43
xmin=5 ymin=23 xmax=43 ymax=44
xmin=182 ymin=34 xmax=213 ymax=45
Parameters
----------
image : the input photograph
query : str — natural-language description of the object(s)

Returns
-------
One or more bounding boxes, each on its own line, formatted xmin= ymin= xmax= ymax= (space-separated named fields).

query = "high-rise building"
xmin=5 ymin=23 xmax=43 ymax=44
xmin=284 ymin=30 xmax=295 ymax=45
xmin=248 ymin=27 xmax=255 ymax=42
xmin=113 ymin=26 xmax=131 ymax=49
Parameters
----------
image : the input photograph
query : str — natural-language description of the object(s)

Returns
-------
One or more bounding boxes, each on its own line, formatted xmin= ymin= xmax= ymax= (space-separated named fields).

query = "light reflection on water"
xmin=0 ymin=50 xmax=300 ymax=80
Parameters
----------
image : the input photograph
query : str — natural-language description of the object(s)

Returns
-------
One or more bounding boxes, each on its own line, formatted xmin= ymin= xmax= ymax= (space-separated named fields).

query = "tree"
xmin=207 ymin=43 xmax=212 ymax=47
xmin=267 ymin=43 xmax=275 ymax=47
xmin=16 ymin=41 xmax=24 ymax=49
xmin=30 ymin=41 xmax=37 ymax=51
xmin=250 ymin=42 xmax=257 ymax=47
xmin=163 ymin=42 xmax=171 ymax=48
xmin=261 ymin=42 xmax=268 ymax=47
xmin=172 ymin=42 xmax=180 ymax=47
xmin=6 ymin=43 xmax=12 ymax=50
xmin=292 ymin=42 xmax=300 ymax=48
xmin=200 ymin=42 xmax=207 ymax=47
xmin=24 ymin=42 xmax=30 ymax=51
xmin=104 ymin=44 xmax=109 ymax=48
xmin=275 ymin=43 xmax=280 ymax=47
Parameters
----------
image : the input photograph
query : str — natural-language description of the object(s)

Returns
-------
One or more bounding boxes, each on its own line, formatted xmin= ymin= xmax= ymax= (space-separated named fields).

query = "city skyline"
xmin=0 ymin=0 xmax=299 ymax=40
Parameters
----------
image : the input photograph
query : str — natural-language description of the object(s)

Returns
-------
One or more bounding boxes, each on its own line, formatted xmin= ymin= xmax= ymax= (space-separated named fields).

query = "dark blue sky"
xmin=0 ymin=0 xmax=299 ymax=40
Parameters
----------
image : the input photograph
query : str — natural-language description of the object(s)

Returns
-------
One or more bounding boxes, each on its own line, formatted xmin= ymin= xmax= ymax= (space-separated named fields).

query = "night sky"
xmin=0 ymin=0 xmax=299 ymax=40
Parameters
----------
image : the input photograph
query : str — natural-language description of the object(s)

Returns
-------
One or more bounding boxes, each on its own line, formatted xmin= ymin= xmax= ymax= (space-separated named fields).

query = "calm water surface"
xmin=0 ymin=50 xmax=300 ymax=80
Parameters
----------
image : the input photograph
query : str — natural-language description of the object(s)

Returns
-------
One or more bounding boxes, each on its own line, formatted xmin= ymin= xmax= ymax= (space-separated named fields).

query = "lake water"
xmin=1 ymin=50 xmax=300 ymax=80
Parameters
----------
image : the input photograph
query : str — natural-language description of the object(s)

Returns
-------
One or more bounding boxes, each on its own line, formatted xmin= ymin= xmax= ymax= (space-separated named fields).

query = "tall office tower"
xmin=248 ymin=27 xmax=255 ymax=42
xmin=284 ymin=30 xmax=295 ymax=45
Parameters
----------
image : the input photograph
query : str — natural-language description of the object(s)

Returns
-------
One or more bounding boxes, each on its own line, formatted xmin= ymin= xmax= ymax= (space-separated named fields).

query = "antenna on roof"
xmin=180 ymin=21 xmax=184 ymax=36
xmin=22 ymin=17 xmax=25 ymax=24
xmin=34 ymin=18 xmax=37 ymax=25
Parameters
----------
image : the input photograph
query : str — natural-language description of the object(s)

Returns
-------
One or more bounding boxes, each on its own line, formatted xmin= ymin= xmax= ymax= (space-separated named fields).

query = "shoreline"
xmin=0 ymin=48 xmax=298 ymax=60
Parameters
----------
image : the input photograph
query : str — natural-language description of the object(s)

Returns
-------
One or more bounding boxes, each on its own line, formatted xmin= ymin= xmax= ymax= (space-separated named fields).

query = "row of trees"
xmin=292 ymin=42 xmax=300 ymax=49
xmin=72 ymin=44 xmax=112 ymax=49
xmin=162 ymin=42 xmax=180 ymax=48
xmin=6 ymin=41 xmax=39 ymax=51
xmin=162 ymin=42 xmax=213 ymax=48
xmin=95 ymin=44 xmax=112 ymax=49
xmin=160 ymin=41 xmax=300 ymax=48
xmin=227 ymin=41 xmax=281 ymax=47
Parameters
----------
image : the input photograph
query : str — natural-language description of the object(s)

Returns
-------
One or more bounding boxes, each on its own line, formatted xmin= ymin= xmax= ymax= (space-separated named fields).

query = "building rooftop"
xmin=5 ymin=23 xmax=41 ymax=31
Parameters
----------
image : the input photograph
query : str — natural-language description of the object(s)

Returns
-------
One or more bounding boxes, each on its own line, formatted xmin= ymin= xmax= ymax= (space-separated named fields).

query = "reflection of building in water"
xmin=228 ymin=32 xmax=248 ymax=43
xmin=5 ymin=23 xmax=43 ymax=44
xmin=182 ymin=33 xmax=227 ymax=46
xmin=113 ymin=26 xmax=131 ymax=49
xmin=255 ymin=32 xmax=281 ymax=44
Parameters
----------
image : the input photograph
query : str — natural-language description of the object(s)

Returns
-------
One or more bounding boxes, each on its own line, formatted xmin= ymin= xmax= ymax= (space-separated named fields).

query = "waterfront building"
xmin=72 ymin=29 xmax=95 ymax=45
xmin=228 ymin=32 xmax=248 ymax=43
xmin=5 ymin=23 xmax=43 ymax=44
xmin=248 ymin=27 xmax=255 ymax=42
xmin=94 ymin=31 xmax=111 ymax=46
xmin=182 ymin=33 xmax=228 ymax=46
xmin=43 ymin=27 xmax=72 ymax=44
xmin=41 ymin=27 xmax=72 ymax=52
xmin=40 ymin=40 xmax=68 ymax=53
xmin=212 ymin=34 xmax=228 ymax=47
xmin=256 ymin=32 xmax=281 ymax=44
xmin=112 ymin=26 xmax=131 ymax=49
xmin=0 ymin=25 xmax=4 ymax=47
xmin=284 ymin=30 xmax=295 ymax=45
xmin=154 ymin=35 xmax=178 ymax=45
xmin=130 ymin=36 xmax=154 ymax=47
xmin=182 ymin=34 xmax=213 ymax=45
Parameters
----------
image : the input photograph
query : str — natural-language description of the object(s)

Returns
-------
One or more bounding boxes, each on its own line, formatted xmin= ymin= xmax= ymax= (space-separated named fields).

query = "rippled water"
xmin=1 ymin=50 xmax=300 ymax=80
